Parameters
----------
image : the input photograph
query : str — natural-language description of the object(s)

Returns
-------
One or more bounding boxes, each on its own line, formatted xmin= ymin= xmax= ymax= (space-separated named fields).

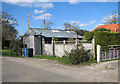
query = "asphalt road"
xmin=2 ymin=57 xmax=119 ymax=82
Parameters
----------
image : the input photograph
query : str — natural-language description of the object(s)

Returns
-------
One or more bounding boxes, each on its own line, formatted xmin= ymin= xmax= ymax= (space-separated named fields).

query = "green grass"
xmin=31 ymin=55 xmax=98 ymax=66
xmin=32 ymin=55 xmax=71 ymax=65
xmin=101 ymin=58 xmax=120 ymax=62
xmin=1 ymin=49 xmax=22 ymax=57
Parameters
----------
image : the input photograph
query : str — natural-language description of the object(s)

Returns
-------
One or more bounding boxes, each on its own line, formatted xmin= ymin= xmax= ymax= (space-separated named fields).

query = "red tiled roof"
xmin=92 ymin=24 xmax=120 ymax=33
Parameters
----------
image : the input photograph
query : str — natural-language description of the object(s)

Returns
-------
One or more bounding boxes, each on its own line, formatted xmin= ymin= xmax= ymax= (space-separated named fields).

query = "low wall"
xmin=44 ymin=44 xmax=53 ymax=56
xmin=43 ymin=43 xmax=92 ymax=57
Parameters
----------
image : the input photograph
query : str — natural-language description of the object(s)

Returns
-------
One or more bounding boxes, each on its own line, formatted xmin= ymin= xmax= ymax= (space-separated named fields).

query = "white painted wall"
xmin=43 ymin=43 xmax=92 ymax=57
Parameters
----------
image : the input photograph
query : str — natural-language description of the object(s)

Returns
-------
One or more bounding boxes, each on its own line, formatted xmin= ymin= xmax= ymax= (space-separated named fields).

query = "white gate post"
xmin=97 ymin=45 xmax=101 ymax=62
xmin=92 ymin=36 xmax=95 ymax=57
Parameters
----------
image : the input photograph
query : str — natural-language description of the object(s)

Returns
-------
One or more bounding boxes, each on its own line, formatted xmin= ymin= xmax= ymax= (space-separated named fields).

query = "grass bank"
xmin=2 ymin=49 xmax=22 ymax=57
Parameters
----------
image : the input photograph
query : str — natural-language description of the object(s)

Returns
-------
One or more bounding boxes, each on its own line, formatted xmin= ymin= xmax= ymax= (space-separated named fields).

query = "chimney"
xmin=44 ymin=19 xmax=45 ymax=30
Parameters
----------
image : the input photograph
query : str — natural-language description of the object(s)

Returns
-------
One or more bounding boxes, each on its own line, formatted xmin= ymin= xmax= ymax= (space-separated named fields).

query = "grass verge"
xmin=32 ymin=55 xmax=71 ymax=65
xmin=32 ymin=55 xmax=97 ymax=66
xmin=1 ymin=49 xmax=22 ymax=57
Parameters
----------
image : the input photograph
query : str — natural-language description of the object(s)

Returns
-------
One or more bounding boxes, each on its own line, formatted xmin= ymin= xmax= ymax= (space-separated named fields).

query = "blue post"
xmin=24 ymin=48 xmax=27 ymax=57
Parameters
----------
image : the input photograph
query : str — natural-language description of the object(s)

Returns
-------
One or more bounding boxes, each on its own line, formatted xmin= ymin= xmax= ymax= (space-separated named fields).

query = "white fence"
xmin=97 ymin=45 xmax=120 ymax=62
xmin=43 ymin=39 xmax=93 ymax=57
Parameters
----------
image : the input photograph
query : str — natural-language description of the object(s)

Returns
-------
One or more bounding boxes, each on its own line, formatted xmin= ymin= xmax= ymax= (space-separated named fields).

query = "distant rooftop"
xmin=24 ymin=28 xmax=83 ymax=38
xmin=92 ymin=24 xmax=120 ymax=33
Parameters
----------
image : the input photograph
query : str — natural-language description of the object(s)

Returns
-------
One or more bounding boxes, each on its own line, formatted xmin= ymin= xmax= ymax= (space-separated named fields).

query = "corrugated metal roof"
xmin=25 ymin=28 xmax=83 ymax=38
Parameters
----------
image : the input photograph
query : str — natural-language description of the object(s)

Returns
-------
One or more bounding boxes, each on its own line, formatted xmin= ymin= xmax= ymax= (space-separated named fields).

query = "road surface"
xmin=2 ymin=57 xmax=119 ymax=82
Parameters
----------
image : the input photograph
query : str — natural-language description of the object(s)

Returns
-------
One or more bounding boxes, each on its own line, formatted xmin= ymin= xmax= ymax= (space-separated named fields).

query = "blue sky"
xmin=2 ymin=1 xmax=118 ymax=35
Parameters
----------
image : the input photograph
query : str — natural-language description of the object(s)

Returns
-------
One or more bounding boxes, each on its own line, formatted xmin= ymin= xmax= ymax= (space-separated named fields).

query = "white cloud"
xmin=63 ymin=20 xmax=96 ymax=27
xmin=89 ymin=20 xmax=96 ymax=24
xmin=102 ymin=14 xmax=118 ymax=24
xmin=4 ymin=2 xmax=54 ymax=9
xmin=96 ymin=0 xmax=107 ymax=2
xmin=3 ymin=0 xmax=49 ymax=2
xmin=79 ymin=20 xmax=96 ymax=27
xmin=79 ymin=24 xmax=88 ymax=27
xmin=33 ymin=13 xmax=53 ymax=20
xmin=57 ymin=26 xmax=64 ymax=29
xmin=16 ymin=3 xmax=33 ymax=7
xmin=69 ymin=0 xmax=79 ymax=4
xmin=34 ymin=10 xmax=46 ymax=14
xmin=69 ymin=21 xmax=80 ymax=24
xmin=33 ymin=2 xmax=54 ymax=9
xmin=2 ymin=0 xmax=120 ymax=2
xmin=95 ymin=24 xmax=103 ymax=27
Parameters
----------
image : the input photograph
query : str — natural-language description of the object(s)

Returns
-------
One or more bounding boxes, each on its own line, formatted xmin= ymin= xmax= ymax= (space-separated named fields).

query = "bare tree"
xmin=64 ymin=22 xmax=80 ymax=31
xmin=46 ymin=22 xmax=54 ymax=29
xmin=103 ymin=12 xmax=119 ymax=24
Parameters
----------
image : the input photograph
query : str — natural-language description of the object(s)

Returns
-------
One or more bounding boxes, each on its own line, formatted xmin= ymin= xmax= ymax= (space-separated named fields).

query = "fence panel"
xmin=43 ymin=40 xmax=93 ymax=57
xmin=100 ymin=49 xmax=120 ymax=61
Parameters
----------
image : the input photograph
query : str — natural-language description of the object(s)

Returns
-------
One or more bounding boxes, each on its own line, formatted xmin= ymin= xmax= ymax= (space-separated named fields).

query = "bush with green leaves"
xmin=84 ymin=32 xmax=93 ymax=41
xmin=68 ymin=48 xmax=91 ymax=65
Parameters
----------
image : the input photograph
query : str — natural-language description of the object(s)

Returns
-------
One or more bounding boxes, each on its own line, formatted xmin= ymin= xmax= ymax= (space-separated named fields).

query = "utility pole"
xmin=114 ymin=14 xmax=117 ymax=33
xmin=44 ymin=19 xmax=45 ymax=30
xmin=27 ymin=14 xmax=30 ymax=34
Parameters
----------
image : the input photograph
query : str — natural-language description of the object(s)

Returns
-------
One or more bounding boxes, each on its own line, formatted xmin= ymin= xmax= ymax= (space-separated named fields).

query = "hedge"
xmin=84 ymin=32 xmax=93 ymax=41
xmin=94 ymin=31 xmax=120 ymax=58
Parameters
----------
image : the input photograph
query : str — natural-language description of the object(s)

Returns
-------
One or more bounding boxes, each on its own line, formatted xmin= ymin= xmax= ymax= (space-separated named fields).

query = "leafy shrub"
xmin=89 ymin=57 xmax=97 ymax=63
xmin=84 ymin=32 xmax=93 ymax=41
xmin=68 ymin=49 xmax=91 ymax=65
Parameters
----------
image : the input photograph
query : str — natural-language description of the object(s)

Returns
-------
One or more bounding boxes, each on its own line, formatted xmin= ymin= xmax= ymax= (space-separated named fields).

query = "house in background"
xmin=92 ymin=24 xmax=120 ymax=33
xmin=23 ymin=28 xmax=83 ymax=55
